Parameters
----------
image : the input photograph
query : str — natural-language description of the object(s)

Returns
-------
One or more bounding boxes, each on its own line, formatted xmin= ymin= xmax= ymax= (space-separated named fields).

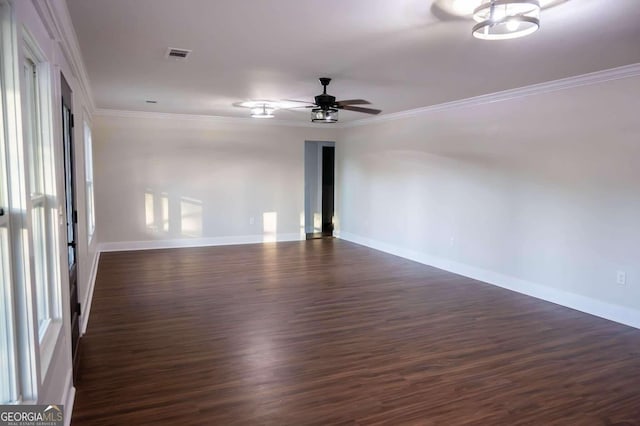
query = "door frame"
xmin=61 ymin=73 xmax=81 ymax=380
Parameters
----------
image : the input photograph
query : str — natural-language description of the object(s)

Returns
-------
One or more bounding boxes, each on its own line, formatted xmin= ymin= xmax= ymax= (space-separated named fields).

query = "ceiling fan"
xmin=290 ymin=77 xmax=382 ymax=123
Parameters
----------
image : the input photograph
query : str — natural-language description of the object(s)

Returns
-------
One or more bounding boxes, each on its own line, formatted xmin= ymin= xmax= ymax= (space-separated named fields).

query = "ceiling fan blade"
xmin=336 ymin=99 xmax=371 ymax=106
xmin=340 ymin=105 xmax=382 ymax=115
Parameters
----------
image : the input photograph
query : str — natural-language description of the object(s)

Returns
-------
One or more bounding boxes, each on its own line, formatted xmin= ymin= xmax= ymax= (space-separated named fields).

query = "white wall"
xmin=336 ymin=75 xmax=640 ymax=324
xmin=94 ymin=113 xmax=337 ymax=249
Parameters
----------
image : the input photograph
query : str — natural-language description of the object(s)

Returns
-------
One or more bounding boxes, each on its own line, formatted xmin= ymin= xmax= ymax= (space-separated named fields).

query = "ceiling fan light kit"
xmin=472 ymin=0 xmax=540 ymax=40
xmin=311 ymin=107 xmax=339 ymax=123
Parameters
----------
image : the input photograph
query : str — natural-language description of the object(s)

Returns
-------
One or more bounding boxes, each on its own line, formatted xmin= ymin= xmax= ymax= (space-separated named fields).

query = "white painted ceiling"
xmin=67 ymin=0 xmax=640 ymax=122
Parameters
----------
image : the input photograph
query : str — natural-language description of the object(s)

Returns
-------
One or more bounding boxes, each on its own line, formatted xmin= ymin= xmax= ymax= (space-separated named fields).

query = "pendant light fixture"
xmin=472 ymin=0 xmax=540 ymax=40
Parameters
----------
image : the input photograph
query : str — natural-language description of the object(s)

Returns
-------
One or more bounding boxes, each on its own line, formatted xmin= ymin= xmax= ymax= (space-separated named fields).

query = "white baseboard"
xmin=338 ymin=231 xmax=640 ymax=330
xmin=62 ymin=369 xmax=75 ymax=426
xmin=80 ymin=251 xmax=101 ymax=336
xmin=98 ymin=233 xmax=304 ymax=252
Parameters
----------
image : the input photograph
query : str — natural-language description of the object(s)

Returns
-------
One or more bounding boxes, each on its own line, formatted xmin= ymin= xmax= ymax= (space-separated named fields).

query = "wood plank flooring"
xmin=72 ymin=239 xmax=640 ymax=425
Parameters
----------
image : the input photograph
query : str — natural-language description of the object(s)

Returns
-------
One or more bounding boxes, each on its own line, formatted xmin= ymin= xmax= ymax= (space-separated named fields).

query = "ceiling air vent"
xmin=165 ymin=48 xmax=192 ymax=60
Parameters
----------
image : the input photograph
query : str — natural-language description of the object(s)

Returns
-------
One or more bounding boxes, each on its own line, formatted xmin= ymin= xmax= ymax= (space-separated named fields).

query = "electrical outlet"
xmin=449 ymin=237 xmax=455 ymax=247
xmin=249 ymin=217 xmax=254 ymax=225
xmin=616 ymin=271 xmax=626 ymax=285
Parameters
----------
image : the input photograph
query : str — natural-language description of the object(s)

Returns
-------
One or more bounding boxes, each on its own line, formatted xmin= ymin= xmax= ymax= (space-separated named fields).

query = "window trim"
xmin=21 ymin=25 xmax=63 ymax=381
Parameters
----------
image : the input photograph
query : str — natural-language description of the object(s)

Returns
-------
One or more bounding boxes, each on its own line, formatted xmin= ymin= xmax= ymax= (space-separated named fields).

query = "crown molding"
xmin=343 ymin=62 xmax=640 ymax=129
xmin=94 ymin=108 xmax=337 ymax=129
xmin=32 ymin=0 xmax=96 ymax=114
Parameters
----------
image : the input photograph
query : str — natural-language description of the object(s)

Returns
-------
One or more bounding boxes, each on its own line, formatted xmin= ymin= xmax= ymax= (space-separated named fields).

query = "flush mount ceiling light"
xmin=311 ymin=107 xmax=339 ymax=123
xmin=472 ymin=0 xmax=540 ymax=40
xmin=250 ymin=104 xmax=275 ymax=119
xmin=237 ymin=100 xmax=280 ymax=119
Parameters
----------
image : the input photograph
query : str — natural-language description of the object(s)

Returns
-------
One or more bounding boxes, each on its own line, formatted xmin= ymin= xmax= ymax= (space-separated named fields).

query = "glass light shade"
xmin=472 ymin=0 xmax=540 ymax=40
xmin=311 ymin=108 xmax=338 ymax=123
xmin=250 ymin=105 xmax=275 ymax=118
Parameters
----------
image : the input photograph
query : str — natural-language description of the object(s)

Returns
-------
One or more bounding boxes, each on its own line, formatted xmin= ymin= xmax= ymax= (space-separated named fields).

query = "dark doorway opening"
xmin=304 ymin=141 xmax=335 ymax=240
xmin=321 ymin=146 xmax=335 ymax=236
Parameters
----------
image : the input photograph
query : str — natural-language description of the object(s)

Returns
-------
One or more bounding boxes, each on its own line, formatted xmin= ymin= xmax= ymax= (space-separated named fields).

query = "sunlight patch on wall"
xmin=180 ymin=197 xmax=203 ymax=238
xmin=161 ymin=192 xmax=169 ymax=233
xmin=263 ymin=212 xmax=277 ymax=242
xmin=146 ymin=190 xmax=203 ymax=237
xmin=145 ymin=190 xmax=155 ymax=233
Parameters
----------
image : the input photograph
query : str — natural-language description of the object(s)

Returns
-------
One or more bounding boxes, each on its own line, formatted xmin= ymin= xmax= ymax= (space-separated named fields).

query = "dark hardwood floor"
xmin=72 ymin=239 xmax=640 ymax=425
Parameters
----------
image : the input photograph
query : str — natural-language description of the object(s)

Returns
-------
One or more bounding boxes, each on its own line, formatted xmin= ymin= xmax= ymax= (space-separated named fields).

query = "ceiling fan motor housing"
xmin=315 ymin=93 xmax=336 ymax=110
xmin=315 ymin=77 xmax=336 ymax=110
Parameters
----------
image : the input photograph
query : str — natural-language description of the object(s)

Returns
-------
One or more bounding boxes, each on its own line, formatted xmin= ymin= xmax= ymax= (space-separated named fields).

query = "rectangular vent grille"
xmin=166 ymin=48 xmax=191 ymax=59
